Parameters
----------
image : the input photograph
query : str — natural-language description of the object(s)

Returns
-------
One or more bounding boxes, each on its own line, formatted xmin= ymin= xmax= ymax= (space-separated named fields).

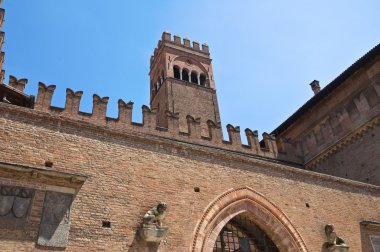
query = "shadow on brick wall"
xmin=127 ymin=232 xmax=159 ymax=252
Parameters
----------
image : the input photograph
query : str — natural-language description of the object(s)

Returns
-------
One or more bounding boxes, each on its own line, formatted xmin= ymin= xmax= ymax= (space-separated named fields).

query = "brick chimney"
xmin=310 ymin=80 xmax=320 ymax=95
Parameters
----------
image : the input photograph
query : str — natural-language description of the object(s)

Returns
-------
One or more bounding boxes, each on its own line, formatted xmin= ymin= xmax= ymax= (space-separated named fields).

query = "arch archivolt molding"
xmin=190 ymin=186 xmax=309 ymax=252
xmin=172 ymin=55 xmax=209 ymax=77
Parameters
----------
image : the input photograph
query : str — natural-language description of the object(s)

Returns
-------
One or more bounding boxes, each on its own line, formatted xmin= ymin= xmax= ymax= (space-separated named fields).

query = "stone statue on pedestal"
xmin=143 ymin=202 xmax=167 ymax=227
xmin=140 ymin=202 xmax=168 ymax=243
xmin=324 ymin=224 xmax=349 ymax=252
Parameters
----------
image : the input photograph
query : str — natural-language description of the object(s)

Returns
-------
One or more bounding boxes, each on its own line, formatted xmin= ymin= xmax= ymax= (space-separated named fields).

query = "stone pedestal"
xmin=139 ymin=224 xmax=168 ymax=243
xmin=328 ymin=245 xmax=349 ymax=252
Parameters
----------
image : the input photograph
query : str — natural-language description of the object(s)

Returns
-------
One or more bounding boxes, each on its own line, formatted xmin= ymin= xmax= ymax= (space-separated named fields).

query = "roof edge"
xmin=271 ymin=42 xmax=380 ymax=136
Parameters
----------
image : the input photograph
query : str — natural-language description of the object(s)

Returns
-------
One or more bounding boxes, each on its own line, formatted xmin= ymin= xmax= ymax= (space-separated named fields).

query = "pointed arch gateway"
xmin=191 ymin=187 xmax=308 ymax=252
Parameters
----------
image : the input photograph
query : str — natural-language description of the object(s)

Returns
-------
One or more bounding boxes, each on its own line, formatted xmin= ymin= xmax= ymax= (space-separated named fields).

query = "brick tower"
xmin=149 ymin=32 xmax=221 ymax=134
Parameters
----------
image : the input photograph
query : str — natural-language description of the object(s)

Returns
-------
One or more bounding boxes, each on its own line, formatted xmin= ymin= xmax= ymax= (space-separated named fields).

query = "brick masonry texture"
xmin=0 ymin=104 xmax=380 ymax=251
xmin=312 ymin=123 xmax=380 ymax=185
xmin=1 ymin=4 xmax=380 ymax=250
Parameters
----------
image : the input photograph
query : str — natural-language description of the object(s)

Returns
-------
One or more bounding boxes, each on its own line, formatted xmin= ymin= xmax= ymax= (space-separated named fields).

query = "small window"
xmin=173 ymin=66 xmax=180 ymax=79
xmin=102 ymin=221 xmax=111 ymax=228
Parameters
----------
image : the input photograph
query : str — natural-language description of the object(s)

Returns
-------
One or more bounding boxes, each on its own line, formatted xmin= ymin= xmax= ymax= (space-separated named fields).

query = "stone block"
xmin=37 ymin=191 xmax=73 ymax=248
xmin=139 ymin=224 xmax=168 ymax=243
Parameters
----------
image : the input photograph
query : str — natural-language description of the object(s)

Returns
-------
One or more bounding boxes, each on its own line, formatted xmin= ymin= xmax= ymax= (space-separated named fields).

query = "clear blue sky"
xmin=2 ymin=1 xmax=380 ymax=141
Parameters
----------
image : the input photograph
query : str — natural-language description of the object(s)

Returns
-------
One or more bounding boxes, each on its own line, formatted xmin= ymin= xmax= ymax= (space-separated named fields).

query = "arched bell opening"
xmin=213 ymin=212 xmax=279 ymax=252
xmin=191 ymin=71 xmax=198 ymax=84
xmin=173 ymin=65 xmax=181 ymax=79
xmin=182 ymin=68 xmax=190 ymax=82
xmin=200 ymin=74 xmax=206 ymax=86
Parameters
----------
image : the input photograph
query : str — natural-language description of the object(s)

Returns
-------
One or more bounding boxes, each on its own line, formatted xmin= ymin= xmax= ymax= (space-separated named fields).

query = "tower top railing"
xmin=150 ymin=32 xmax=210 ymax=68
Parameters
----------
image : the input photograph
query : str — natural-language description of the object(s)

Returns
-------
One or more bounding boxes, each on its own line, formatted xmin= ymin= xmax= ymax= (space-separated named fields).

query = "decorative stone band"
xmin=0 ymin=160 xmax=88 ymax=187
xmin=191 ymin=186 xmax=308 ymax=252
xmin=360 ymin=220 xmax=380 ymax=230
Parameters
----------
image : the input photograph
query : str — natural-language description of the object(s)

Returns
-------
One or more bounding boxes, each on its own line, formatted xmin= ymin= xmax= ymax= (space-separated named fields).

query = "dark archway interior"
xmin=200 ymin=74 xmax=206 ymax=86
xmin=213 ymin=213 xmax=279 ymax=252
xmin=191 ymin=72 xmax=198 ymax=84
xmin=173 ymin=66 xmax=180 ymax=79
xmin=182 ymin=69 xmax=189 ymax=82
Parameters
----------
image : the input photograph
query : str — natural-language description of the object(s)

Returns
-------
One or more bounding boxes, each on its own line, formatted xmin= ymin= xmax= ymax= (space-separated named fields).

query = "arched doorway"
xmin=191 ymin=187 xmax=308 ymax=252
xmin=213 ymin=212 xmax=279 ymax=252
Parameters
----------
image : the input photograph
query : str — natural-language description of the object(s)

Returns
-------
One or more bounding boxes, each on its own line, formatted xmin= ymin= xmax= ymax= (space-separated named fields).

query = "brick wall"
xmin=168 ymin=79 xmax=220 ymax=134
xmin=311 ymin=123 xmax=380 ymax=185
xmin=0 ymin=105 xmax=379 ymax=251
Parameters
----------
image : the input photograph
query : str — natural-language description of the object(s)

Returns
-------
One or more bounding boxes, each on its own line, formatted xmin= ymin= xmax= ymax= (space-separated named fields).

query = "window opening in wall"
xmin=191 ymin=71 xmax=198 ymax=84
xmin=173 ymin=66 xmax=181 ymax=79
xmin=182 ymin=69 xmax=189 ymax=82
xmin=200 ymin=74 xmax=206 ymax=86
xmin=45 ymin=161 xmax=53 ymax=167
xmin=213 ymin=213 xmax=279 ymax=252
xmin=102 ymin=221 xmax=111 ymax=228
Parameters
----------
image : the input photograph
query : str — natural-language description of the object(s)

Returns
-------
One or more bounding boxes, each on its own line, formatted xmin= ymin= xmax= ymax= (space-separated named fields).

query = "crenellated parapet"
xmin=150 ymin=32 xmax=210 ymax=67
xmin=25 ymin=82 xmax=281 ymax=159
xmin=91 ymin=94 xmax=109 ymax=121
xmin=0 ymin=75 xmax=34 ymax=108
xmin=245 ymin=129 xmax=261 ymax=154
xmin=64 ymin=88 xmax=83 ymax=115
xmin=35 ymin=82 xmax=56 ymax=111
xmin=8 ymin=75 xmax=28 ymax=92
xmin=226 ymin=124 xmax=242 ymax=146
xmin=117 ymin=99 xmax=133 ymax=125
xmin=0 ymin=8 xmax=4 ymax=30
